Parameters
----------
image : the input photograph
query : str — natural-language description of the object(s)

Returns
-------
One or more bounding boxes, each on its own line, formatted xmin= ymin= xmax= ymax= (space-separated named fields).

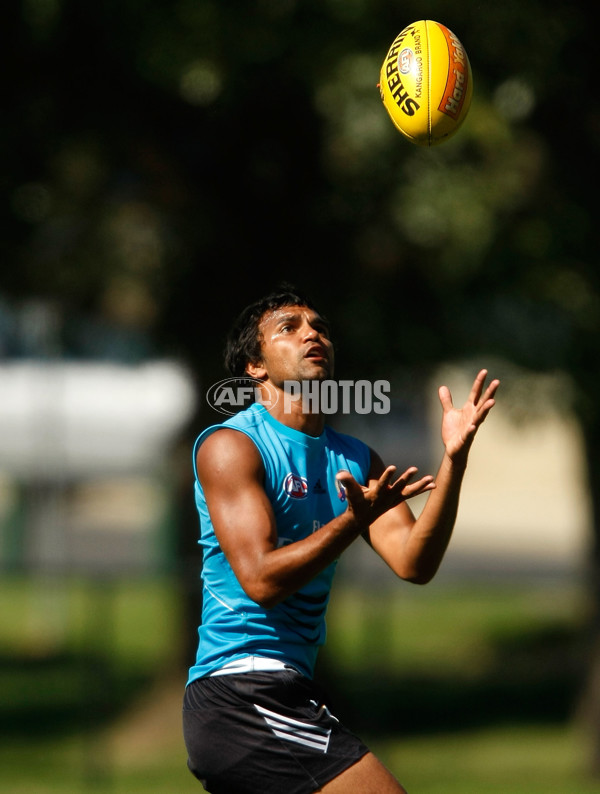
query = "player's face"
xmin=251 ymin=305 xmax=334 ymax=386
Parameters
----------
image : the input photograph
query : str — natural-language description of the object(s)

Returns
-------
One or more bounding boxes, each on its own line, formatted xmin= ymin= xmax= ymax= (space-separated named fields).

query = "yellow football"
xmin=379 ymin=20 xmax=473 ymax=147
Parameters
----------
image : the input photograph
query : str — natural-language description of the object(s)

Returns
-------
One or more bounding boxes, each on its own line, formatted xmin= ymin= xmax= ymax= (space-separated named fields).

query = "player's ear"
xmin=246 ymin=360 xmax=267 ymax=380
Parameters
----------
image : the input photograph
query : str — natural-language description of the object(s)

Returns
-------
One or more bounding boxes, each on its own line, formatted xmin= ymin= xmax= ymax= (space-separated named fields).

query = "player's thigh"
xmin=317 ymin=751 xmax=408 ymax=794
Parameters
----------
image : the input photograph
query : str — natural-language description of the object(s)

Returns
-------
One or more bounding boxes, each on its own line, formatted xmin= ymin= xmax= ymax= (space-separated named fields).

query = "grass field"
xmin=1 ymin=571 xmax=599 ymax=793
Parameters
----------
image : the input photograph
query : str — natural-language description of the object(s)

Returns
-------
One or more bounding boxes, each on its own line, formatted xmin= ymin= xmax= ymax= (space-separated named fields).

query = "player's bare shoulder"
xmin=196 ymin=427 xmax=264 ymax=485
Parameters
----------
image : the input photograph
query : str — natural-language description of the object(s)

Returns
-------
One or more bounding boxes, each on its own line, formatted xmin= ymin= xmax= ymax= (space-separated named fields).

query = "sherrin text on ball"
xmin=379 ymin=20 xmax=473 ymax=146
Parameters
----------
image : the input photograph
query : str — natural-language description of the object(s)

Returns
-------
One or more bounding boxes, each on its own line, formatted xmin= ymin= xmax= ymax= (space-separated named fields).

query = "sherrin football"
xmin=379 ymin=20 xmax=473 ymax=147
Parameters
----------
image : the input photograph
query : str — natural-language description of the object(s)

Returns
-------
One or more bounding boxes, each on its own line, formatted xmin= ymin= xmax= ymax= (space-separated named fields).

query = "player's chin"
xmin=305 ymin=361 xmax=333 ymax=380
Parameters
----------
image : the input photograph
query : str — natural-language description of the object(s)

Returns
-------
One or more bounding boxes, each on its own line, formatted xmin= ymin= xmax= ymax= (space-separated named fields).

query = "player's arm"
xmin=358 ymin=369 xmax=499 ymax=584
xmin=360 ymin=448 xmax=463 ymax=584
xmin=196 ymin=428 xmax=434 ymax=608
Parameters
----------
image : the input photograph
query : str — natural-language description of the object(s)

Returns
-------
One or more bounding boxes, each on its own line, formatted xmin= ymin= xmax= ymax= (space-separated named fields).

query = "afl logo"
xmin=398 ymin=47 xmax=414 ymax=75
xmin=206 ymin=377 xmax=279 ymax=416
xmin=283 ymin=473 xmax=308 ymax=499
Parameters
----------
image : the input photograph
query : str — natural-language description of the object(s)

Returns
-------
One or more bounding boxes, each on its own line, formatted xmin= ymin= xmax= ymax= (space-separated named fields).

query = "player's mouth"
xmin=304 ymin=345 xmax=328 ymax=362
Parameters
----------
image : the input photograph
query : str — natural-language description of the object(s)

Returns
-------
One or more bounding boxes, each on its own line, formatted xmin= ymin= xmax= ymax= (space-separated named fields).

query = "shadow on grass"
xmin=0 ymin=651 xmax=154 ymax=738
xmin=317 ymin=621 xmax=586 ymax=736
xmin=0 ymin=603 xmax=587 ymax=741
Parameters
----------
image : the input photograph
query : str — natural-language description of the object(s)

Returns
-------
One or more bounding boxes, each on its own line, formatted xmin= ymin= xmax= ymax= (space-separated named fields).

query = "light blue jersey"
xmin=187 ymin=402 xmax=371 ymax=683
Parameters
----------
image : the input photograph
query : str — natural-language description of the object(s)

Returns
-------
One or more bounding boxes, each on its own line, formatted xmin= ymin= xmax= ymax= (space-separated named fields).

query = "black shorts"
xmin=182 ymin=669 xmax=369 ymax=794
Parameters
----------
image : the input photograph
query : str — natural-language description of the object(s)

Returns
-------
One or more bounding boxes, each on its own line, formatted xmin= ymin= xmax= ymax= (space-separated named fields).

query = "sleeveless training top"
xmin=187 ymin=402 xmax=371 ymax=683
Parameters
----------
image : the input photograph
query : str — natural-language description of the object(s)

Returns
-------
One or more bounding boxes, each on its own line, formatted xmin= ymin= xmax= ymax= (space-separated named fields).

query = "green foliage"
xmin=4 ymin=0 xmax=597 ymax=373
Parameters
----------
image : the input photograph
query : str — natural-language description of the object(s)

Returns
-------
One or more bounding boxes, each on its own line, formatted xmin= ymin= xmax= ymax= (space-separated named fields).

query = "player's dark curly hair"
xmin=224 ymin=283 xmax=324 ymax=377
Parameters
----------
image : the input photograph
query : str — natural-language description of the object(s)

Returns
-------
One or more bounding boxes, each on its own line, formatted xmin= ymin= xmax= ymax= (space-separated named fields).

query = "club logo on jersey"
xmin=335 ymin=478 xmax=347 ymax=502
xmin=283 ymin=473 xmax=308 ymax=499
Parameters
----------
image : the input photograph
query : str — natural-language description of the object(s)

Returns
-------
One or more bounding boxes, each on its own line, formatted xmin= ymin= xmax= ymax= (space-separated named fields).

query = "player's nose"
xmin=301 ymin=322 xmax=319 ymax=340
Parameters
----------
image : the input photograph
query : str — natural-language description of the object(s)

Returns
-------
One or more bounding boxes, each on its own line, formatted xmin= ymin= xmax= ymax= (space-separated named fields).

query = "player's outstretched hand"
xmin=336 ymin=465 xmax=435 ymax=528
xmin=438 ymin=369 xmax=499 ymax=464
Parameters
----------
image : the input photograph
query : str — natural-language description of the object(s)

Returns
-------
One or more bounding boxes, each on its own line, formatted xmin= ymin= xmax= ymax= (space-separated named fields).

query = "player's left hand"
xmin=438 ymin=369 xmax=499 ymax=463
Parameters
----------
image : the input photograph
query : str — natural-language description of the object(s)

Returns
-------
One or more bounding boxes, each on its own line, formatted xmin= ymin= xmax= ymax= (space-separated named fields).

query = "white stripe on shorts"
xmin=254 ymin=703 xmax=332 ymax=753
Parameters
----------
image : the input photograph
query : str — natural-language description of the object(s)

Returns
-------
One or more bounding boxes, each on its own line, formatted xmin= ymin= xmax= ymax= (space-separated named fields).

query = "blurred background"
xmin=2 ymin=0 xmax=599 ymax=792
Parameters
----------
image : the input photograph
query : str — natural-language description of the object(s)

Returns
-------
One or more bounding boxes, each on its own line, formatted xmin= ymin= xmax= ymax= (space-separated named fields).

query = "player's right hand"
xmin=336 ymin=466 xmax=435 ymax=527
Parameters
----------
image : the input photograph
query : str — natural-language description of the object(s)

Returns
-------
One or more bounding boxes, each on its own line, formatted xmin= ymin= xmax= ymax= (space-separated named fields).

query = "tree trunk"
xmin=576 ymin=409 xmax=600 ymax=777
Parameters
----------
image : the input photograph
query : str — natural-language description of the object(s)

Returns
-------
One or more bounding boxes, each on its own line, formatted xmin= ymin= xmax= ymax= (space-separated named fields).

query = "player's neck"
xmin=268 ymin=399 xmax=325 ymax=437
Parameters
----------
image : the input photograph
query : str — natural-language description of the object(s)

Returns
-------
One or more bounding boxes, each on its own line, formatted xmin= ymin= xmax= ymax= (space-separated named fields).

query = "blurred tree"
xmin=3 ymin=0 xmax=599 ymax=772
